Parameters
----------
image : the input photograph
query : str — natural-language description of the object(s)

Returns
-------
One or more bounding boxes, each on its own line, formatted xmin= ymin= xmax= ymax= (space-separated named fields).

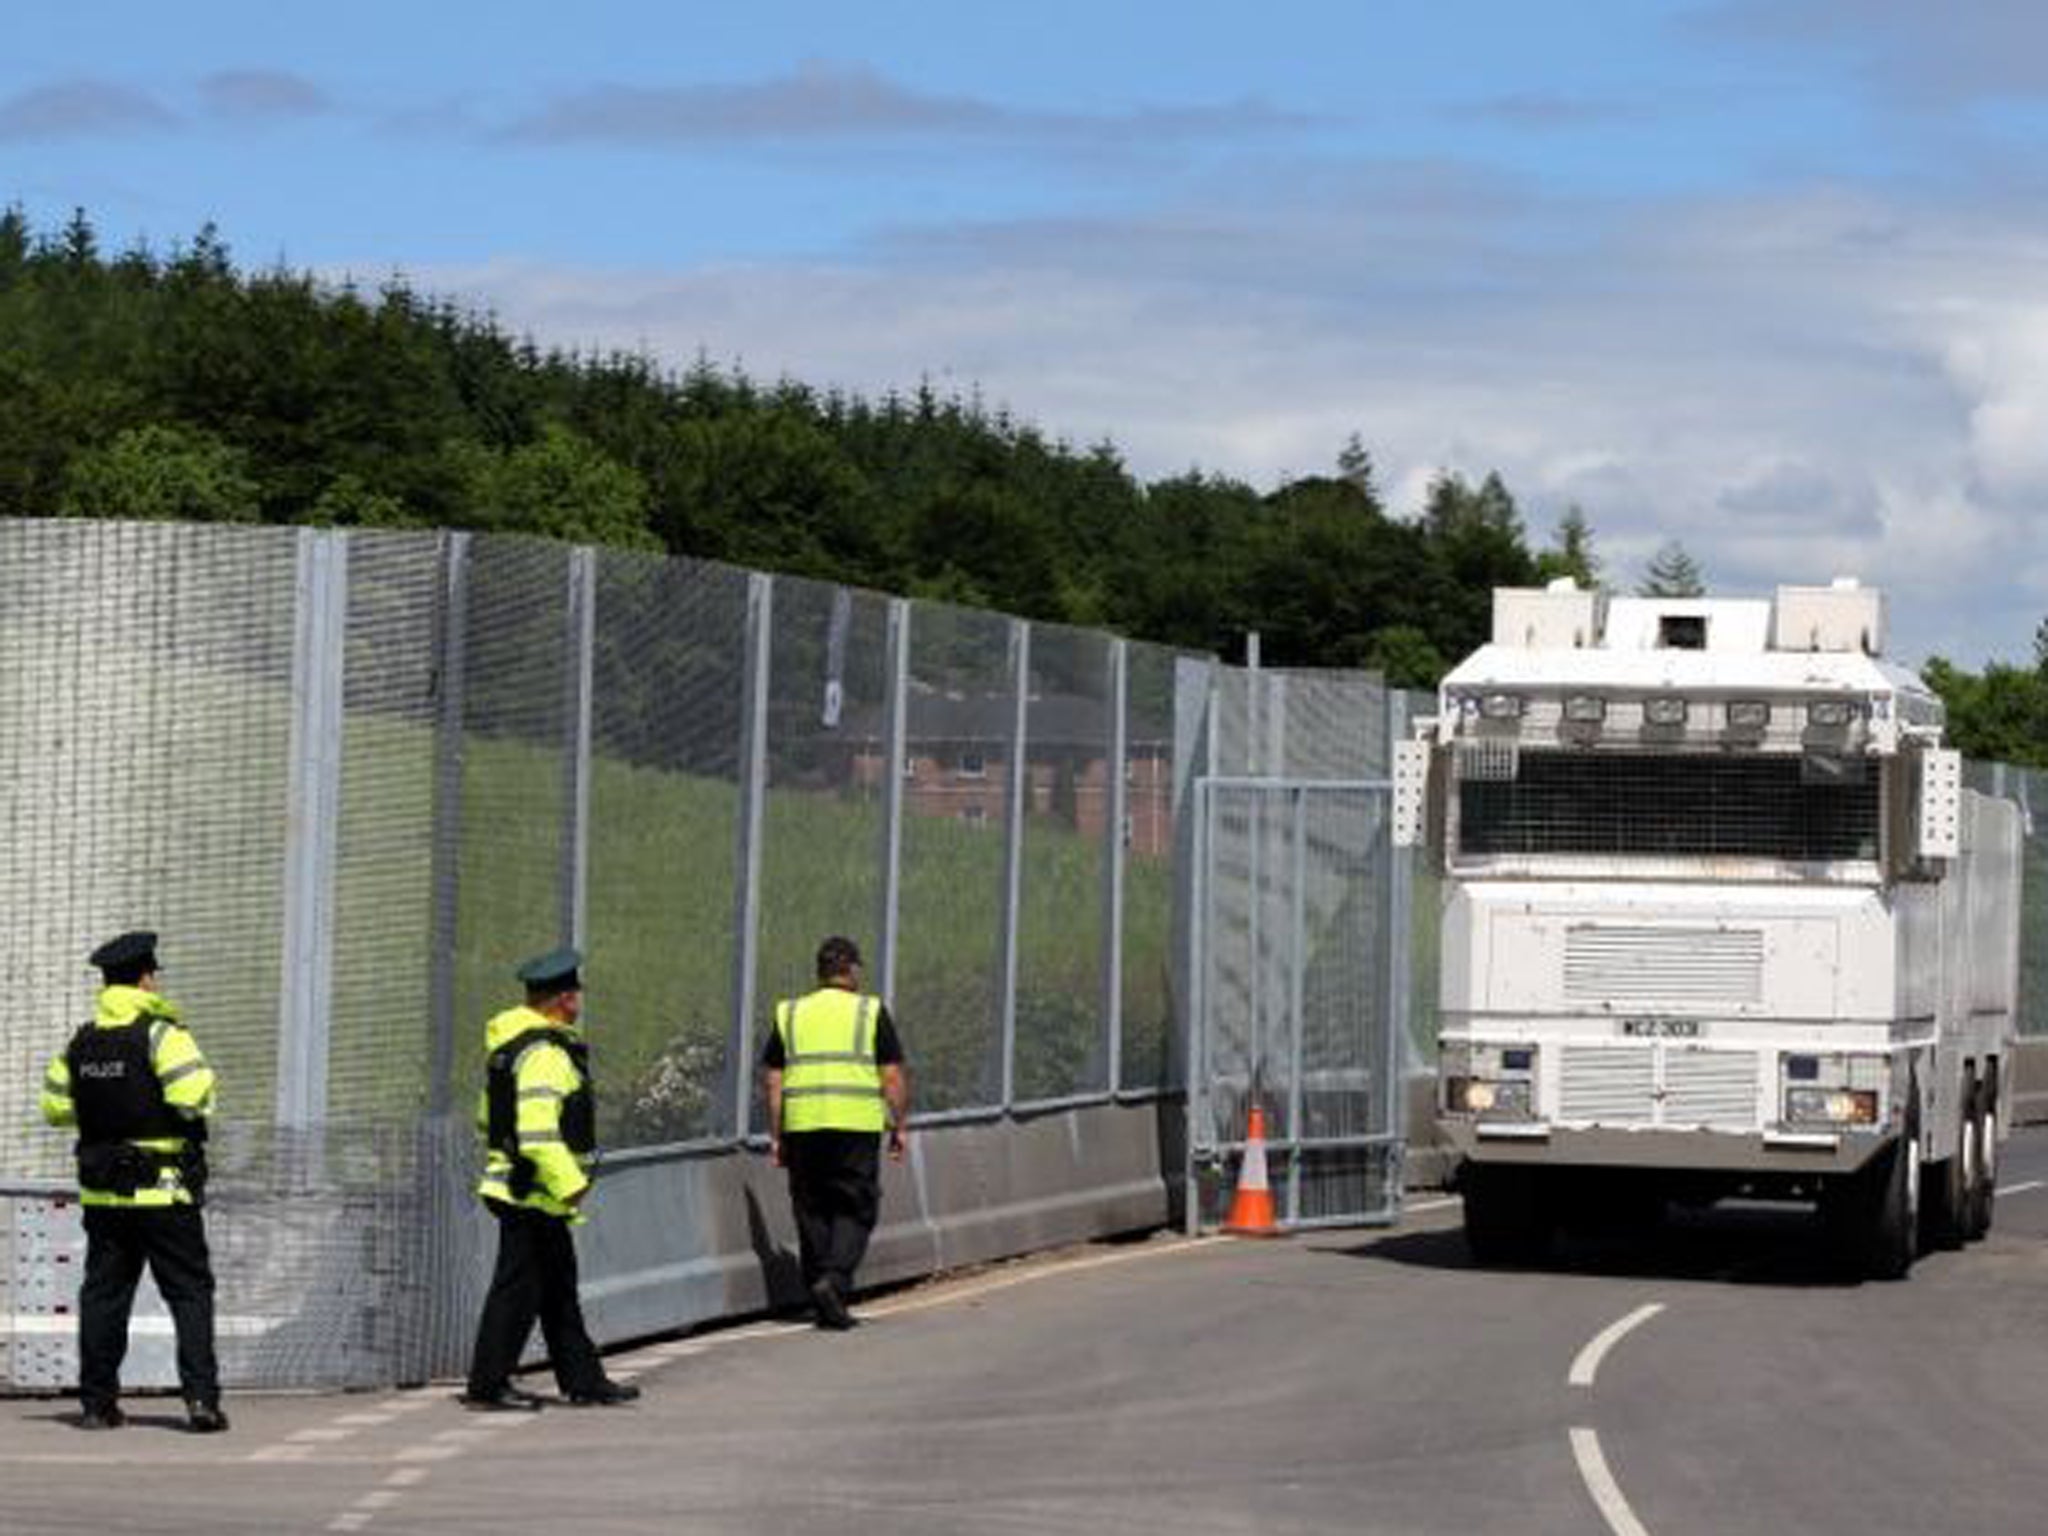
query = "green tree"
xmin=1536 ymin=504 xmax=1600 ymax=588
xmin=1639 ymin=539 xmax=1706 ymax=597
xmin=1362 ymin=624 xmax=1447 ymax=688
xmin=1923 ymin=655 xmax=2048 ymax=768
xmin=59 ymin=423 xmax=261 ymax=522
xmin=455 ymin=423 xmax=657 ymax=548
xmin=308 ymin=472 xmax=412 ymax=528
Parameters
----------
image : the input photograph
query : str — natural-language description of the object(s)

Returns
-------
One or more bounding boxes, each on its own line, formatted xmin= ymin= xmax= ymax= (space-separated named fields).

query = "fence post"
xmin=560 ymin=548 xmax=596 ymax=950
xmin=426 ymin=532 xmax=470 ymax=1119
xmin=277 ymin=529 xmax=349 ymax=1161
xmin=879 ymin=598 xmax=911 ymax=1009
xmin=1382 ymin=686 xmax=1414 ymax=1192
xmin=1285 ymin=785 xmax=1308 ymax=1225
xmin=1104 ymin=638 xmax=1128 ymax=1093
xmin=726 ymin=573 xmax=773 ymax=1141
xmin=998 ymin=618 xmax=1031 ymax=1109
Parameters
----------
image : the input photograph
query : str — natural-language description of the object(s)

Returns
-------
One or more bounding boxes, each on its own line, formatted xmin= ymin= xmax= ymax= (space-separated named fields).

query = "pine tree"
xmin=1639 ymin=540 xmax=1705 ymax=597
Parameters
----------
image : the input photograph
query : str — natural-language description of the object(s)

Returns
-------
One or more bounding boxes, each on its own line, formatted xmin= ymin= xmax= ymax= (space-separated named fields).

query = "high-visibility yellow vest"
xmin=775 ymin=988 xmax=885 ymax=1133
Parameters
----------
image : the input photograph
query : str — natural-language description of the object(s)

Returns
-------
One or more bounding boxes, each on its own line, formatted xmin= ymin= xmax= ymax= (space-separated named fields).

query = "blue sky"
xmin=8 ymin=1 xmax=2048 ymax=666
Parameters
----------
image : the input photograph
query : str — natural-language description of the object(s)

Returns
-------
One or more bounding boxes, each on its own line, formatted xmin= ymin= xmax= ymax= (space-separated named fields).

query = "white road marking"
xmin=383 ymin=1468 xmax=428 ymax=1487
xmin=1995 ymin=1179 xmax=2043 ymax=1197
xmin=861 ymin=1238 xmax=1221 ymax=1321
xmin=393 ymin=1445 xmax=459 ymax=1462
xmin=1569 ymin=1303 xmax=1666 ymax=1388
xmin=1404 ymin=1196 xmax=1462 ymax=1214
xmin=352 ymin=1491 xmax=401 ymax=1510
xmin=289 ymin=1428 xmax=356 ymax=1443
xmin=247 ymin=1444 xmax=316 ymax=1463
xmin=334 ymin=1413 xmax=395 ymax=1427
xmin=1570 ymin=1427 xmax=1652 ymax=1536
xmin=326 ymin=1515 xmax=372 ymax=1533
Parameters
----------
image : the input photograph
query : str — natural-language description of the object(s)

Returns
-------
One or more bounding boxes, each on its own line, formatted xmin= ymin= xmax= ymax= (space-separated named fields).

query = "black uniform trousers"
xmin=466 ymin=1200 xmax=607 ymax=1397
xmin=784 ymin=1129 xmax=882 ymax=1292
xmin=79 ymin=1204 xmax=219 ymax=1410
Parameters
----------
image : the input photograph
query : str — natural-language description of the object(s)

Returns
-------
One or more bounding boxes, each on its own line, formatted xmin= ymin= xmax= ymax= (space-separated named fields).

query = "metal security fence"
xmin=0 ymin=520 xmax=1205 ymax=1388
xmin=1966 ymin=760 xmax=2048 ymax=1038
xmin=1188 ymin=670 xmax=1412 ymax=1230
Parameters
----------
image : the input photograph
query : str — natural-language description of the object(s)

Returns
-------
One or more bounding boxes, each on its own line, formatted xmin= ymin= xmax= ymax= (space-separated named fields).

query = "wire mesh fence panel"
xmin=1296 ymin=790 xmax=1389 ymax=1142
xmin=585 ymin=551 xmax=750 ymax=1148
xmin=0 ymin=521 xmax=297 ymax=1180
xmin=1199 ymin=783 xmax=1296 ymax=1146
xmin=1952 ymin=759 xmax=2041 ymax=1038
xmin=448 ymin=538 xmax=572 ymax=1109
xmin=895 ymin=600 xmax=1012 ymax=1112
xmin=1119 ymin=642 xmax=1181 ymax=1093
xmin=1014 ymin=623 xmax=1113 ymax=1103
xmin=330 ymin=531 xmax=442 ymax=1127
xmin=756 ymin=577 xmax=893 ymax=1028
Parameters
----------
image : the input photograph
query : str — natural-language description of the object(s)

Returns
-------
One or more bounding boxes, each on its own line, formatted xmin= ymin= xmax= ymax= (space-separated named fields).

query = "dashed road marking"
xmin=1996 ymin=1179 xmax=2043 ymax=1197
xmin=1571 ymin=1427 xmax=1652 ymax=1536
xmin=1569 ymin=1303 xmax=1666 ymax=1388
xmin=1404 ymin=1195 xmax=1462 ymax=1214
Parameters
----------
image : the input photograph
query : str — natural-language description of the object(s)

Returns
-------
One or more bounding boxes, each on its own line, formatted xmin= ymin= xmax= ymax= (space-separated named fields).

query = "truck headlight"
xmin=1784 ymin=1087 xmax=1878 ymax=1125
xmin=1479 ymin=693 xmax=1525 ymax=720
xmin=1443 ymin=1044 xmax=1536 ymax=1119
xmin=1725 ymin=700 xmax=1771 ymax=730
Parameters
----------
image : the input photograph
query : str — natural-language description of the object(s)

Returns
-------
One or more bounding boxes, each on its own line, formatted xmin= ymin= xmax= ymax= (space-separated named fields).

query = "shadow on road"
xmin=1322 ymin=1202 xmax=1868 ymax=1289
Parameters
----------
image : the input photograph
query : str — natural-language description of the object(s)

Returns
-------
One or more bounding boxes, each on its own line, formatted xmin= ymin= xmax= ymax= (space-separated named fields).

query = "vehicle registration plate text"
xmin=1620 ymin=1018 xmax=1700 ymax=1039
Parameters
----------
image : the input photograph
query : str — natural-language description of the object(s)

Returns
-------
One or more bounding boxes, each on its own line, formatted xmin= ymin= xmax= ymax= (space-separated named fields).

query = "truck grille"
xmin=1556 ymin=1044 xmax=1760 ymax=1128
xmin=1564 ymin=924 xmax=1763 ymax=1007
xmin=1559 ymin=1047 xmax=1656 ymax=1123
xmin=1661 ymin=1050 xmax=1759 ymax=1127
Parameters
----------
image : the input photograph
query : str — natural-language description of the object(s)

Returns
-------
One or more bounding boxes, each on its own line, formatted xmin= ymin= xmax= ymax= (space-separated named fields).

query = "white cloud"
xmin=408 ymin=165 xmax=2048 ymax=670
xmin=1938 ymin=305 xmax=2048 ymax=501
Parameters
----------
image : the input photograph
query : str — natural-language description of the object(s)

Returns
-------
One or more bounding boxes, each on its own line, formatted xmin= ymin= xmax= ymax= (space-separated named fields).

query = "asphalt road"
xmin=5 ymin=1130 xmax=2046 ymax=1536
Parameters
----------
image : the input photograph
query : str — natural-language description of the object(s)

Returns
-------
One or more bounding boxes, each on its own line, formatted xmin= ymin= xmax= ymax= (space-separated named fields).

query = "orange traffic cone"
xmin=1223 ymin=1103 xmax=1284 ymax=1237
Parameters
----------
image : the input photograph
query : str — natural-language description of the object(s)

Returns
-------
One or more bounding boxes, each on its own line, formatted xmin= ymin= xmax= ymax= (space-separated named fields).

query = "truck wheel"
xmin=1862 ymin=1133 xmax=1920 ymax=1281
xmin=1964 ymin=1076 xmax=1997 ymax=1241
xmin=1919 ymin=1073 xmax=1972 ymax=1252
xmin=1461 ymin=1164 xmax=1551 ymax=1267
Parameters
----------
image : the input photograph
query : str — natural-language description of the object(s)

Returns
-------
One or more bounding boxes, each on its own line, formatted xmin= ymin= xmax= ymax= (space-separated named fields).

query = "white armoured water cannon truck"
xmin=1393 ymin=579 xmax=2022 ymax=1277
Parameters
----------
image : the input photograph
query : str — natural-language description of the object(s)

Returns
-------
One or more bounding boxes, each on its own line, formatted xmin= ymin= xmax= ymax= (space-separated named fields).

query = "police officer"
xmin=462 ymin=947 xmax=638 ymax=1410
xmin=40 ymin=931 xmax=226 ymax=1433
xmin=762 ymin=936 xmax=909 ymax=1330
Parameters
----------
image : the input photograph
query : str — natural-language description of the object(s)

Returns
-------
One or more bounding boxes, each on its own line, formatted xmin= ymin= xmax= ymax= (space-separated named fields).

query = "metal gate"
xmin=1188 ymin=778 xmax=1408 ymax=1229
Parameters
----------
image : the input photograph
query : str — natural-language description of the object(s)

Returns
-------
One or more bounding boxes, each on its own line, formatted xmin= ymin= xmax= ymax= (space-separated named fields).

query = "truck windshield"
xmin=1456 ymin=750 xmax=1880 ymax=861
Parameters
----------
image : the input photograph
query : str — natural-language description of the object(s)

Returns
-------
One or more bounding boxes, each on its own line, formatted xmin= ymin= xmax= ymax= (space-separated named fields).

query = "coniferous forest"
xmin=0 ymin=210 xmax=1623 ymax=687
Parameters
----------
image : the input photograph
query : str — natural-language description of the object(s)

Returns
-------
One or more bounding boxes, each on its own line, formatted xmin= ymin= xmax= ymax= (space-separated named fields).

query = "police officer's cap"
xmin=88 ymin=930 xmax=159 ymax=977
xmin=516 ymin=946 xmax=583 ymax=992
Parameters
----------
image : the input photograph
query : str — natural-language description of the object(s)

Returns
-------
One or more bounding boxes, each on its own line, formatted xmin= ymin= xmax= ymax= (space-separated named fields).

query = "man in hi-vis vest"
xmin=40 ymin=931 xmax=225 ymax=1433
xmin=462 ymin=947 xmax=638 ymax=1410
xmin=762 ymin=936 xmax=908 ymax=1330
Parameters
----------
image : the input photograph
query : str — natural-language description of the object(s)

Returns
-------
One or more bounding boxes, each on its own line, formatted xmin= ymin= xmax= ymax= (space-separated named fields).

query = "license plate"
xmin=1620 ymin=1018 xmax=1700 ymax=1039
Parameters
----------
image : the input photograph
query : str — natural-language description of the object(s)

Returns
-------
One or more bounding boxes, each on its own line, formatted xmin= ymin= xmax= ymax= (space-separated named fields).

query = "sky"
xmin=8 ymin=0 xmax=2048 ymax=667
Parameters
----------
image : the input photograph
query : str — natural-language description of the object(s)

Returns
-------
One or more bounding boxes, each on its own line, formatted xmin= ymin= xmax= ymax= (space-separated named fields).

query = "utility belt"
xmin=76 ymin=1140 xmax=209 ymax=1205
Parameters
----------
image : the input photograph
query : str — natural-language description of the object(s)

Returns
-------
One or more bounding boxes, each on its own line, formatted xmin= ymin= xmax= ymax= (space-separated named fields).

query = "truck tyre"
xmin=1861 ymin=1133 xmax=1919 ymax=1281
xmin=1919 ymin=1072 xmax=1973 ymax=1252
xmin=1964 ymin=1074 xmax=1996 ymax=1241
xmin=1461 ymin=1163 xmax=1551 ymax=1267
